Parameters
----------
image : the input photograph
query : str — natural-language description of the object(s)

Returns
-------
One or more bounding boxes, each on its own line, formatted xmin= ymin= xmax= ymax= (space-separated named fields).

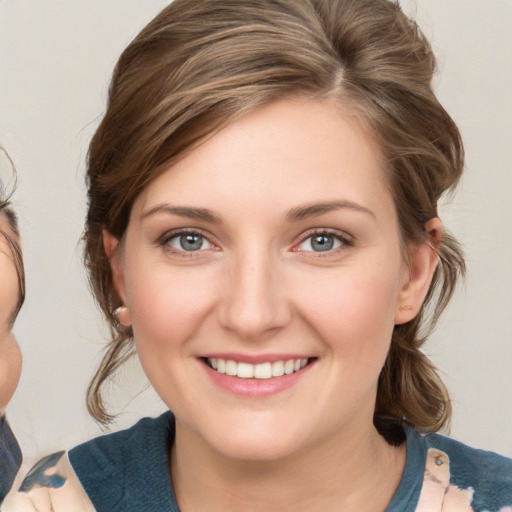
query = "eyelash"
xmin=293 ymin=229 xmax=354 ymax=255
xmin=158 ymin=228 xmax=216 ymax=257
xmin=158 ymin=228 xmax=354 ymax=257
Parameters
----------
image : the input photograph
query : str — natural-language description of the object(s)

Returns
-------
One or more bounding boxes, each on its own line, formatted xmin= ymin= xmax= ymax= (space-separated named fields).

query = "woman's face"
xmin=0 ymin=214 xmax=22 ymax=412
xmin=109 ymin=98 xmax=434 ymax=461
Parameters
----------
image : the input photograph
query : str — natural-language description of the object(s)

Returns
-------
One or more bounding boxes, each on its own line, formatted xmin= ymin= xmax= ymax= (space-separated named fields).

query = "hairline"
xmin=0 ymin=209 xmax=24 ymax=326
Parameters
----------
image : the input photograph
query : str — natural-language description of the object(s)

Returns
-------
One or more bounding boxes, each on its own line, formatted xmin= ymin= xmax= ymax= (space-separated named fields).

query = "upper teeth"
xmin=208 ymin=358 xmax=308 ymax=379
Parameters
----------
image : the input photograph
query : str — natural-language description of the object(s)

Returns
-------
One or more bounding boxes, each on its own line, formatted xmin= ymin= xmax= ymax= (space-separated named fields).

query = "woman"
xmin=3 ymin=0 xmax=511 ymax=511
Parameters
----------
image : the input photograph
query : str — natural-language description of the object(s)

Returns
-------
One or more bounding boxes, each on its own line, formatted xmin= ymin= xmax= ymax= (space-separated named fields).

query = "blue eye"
xmin=297 ymin=233 xmax=345 ymax=252
xmin=166 ymin=232 xmax=213 ymax=252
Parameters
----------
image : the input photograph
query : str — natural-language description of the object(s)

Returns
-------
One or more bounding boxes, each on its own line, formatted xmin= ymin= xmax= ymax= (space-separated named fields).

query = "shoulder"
xmin=68 ymin=412 xmax=177 ymax=512
xmin=1 ymin=413 xmax=176 ymax=512
xmin=0 ymin=415 xmax=22 ymax=503
xmin=69 ymin=412 xmax=174 ymax=480
xmin=1 ymin=451 xmax=95 ymax=512
xmin=414 ymin=429 xmax=512 ymax=512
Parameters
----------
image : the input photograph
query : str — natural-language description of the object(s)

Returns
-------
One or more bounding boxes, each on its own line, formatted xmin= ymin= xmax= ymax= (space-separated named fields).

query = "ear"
xmin=394 ymin=218 xmax=443 ymax=325
xmin=103 ymin=230 xmax=131 ymax=326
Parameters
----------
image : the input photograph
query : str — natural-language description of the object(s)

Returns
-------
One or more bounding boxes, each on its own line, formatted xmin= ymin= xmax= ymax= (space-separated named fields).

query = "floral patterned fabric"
xmin=2 ymin=413 xmax=511 ymax=511
xmin=386 ymin=425 xmax=512 ymax=512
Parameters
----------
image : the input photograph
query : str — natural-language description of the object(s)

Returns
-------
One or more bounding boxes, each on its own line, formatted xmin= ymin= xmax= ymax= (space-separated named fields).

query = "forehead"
xmin=0 ymin=210 xmax=15 ymax=237
xmin=134 ymin=97 xmax=392 ymax=219
xmin=0 ymin=215 xmax=12 ymax=255
xmin=0 ymin=206 xmax=18 ymax=234
xmin=0 ymin=214 xmax=17 ymax=272
xmin=0 ymin=209 xmax=21 ymax=260
xmin=0 ymin=218 xmax=21 ymax=328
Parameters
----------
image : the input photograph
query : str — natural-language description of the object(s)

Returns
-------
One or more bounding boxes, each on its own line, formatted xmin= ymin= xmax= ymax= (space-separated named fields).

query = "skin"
xmin=0 ymin=214 xmax=22 ymax=413
xmin=105 ymin=97 xmax=441 ymax=511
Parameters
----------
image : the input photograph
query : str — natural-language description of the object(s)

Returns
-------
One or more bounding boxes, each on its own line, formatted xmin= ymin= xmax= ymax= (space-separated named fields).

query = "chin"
xmin=181 ymin=409 xmax=314 ymax=463
xmin=210 ymin=430 xmax=306 ymax=463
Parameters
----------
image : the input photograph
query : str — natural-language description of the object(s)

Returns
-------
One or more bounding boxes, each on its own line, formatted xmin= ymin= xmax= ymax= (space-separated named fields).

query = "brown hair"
xmin=0 ymin=149 xmax=25 ymax=326
xmin=84 ymin=0 xmax=465 ymax=434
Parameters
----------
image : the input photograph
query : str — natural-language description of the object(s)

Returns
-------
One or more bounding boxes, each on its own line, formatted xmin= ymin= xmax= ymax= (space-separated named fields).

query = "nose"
xmin=217 ymin=247 xmax=292 ymax=341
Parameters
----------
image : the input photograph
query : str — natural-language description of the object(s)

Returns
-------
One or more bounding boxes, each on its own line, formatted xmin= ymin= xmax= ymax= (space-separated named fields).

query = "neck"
xmin=170 ymin=419 xmax=406 ymax=512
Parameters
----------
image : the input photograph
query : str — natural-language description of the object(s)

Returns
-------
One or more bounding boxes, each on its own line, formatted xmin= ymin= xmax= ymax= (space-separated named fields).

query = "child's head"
xmin=83 ymin=0 xmax=464 ymax=434
xmin=0 ymin=154 xmax=25 ymax=412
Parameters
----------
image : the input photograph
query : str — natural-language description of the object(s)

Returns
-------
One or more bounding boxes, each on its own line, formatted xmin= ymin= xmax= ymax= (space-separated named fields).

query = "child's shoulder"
xmin=1 ymin=451 xmax=95 ymax=512
xmin=1 ymin=413 xmax=176 ymax=512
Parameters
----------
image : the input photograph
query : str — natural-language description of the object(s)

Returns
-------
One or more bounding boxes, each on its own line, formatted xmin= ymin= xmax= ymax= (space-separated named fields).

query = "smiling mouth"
xmin=205 ymin=358 xmax=312 ymax=379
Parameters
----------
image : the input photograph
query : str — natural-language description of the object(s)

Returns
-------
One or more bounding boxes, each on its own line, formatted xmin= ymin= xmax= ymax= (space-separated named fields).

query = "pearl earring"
xmin=113 ymin=305 xmax=131 ymax=326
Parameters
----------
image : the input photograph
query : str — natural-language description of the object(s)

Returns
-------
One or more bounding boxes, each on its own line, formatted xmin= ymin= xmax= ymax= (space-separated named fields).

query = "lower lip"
xmin=201 ymin=360 xmax=315 ymax=398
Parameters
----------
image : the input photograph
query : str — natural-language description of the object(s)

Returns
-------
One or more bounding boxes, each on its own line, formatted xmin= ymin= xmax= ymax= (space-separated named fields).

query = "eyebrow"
xmin=141 ymin=200 xmax=375 ymax=224
xmin=285 ymin=200 xmax=375 ymax=222
xmin=141 ymin=204 xmax=222 ymax=224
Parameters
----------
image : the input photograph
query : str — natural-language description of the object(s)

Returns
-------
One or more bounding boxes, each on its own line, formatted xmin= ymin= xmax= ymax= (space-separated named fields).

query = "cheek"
xmin=0 ymin=331 xmax=22 ymax=411
xmin=0 ymin=254 xmax=20 ymax=327
xmin=125 ymin=259 xmax=218 ymax=353
xmin=293 ymin=263 xmax=401 ymax=356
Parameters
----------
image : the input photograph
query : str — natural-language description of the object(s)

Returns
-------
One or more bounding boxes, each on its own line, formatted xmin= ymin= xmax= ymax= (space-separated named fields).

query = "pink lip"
xmin=199 ymin=357 xmax=315 ymax=398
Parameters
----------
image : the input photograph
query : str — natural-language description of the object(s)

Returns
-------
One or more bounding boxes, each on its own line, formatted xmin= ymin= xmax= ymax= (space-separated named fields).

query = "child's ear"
xmin=103 ymin=230 xmax=131 ymax=326
xmin=394 ymin=218 xmax=443 ymax=325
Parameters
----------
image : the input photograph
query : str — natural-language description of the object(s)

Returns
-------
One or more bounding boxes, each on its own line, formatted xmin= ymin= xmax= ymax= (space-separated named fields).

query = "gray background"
xmin=0 ymin=0 xmax=510 ymax=471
